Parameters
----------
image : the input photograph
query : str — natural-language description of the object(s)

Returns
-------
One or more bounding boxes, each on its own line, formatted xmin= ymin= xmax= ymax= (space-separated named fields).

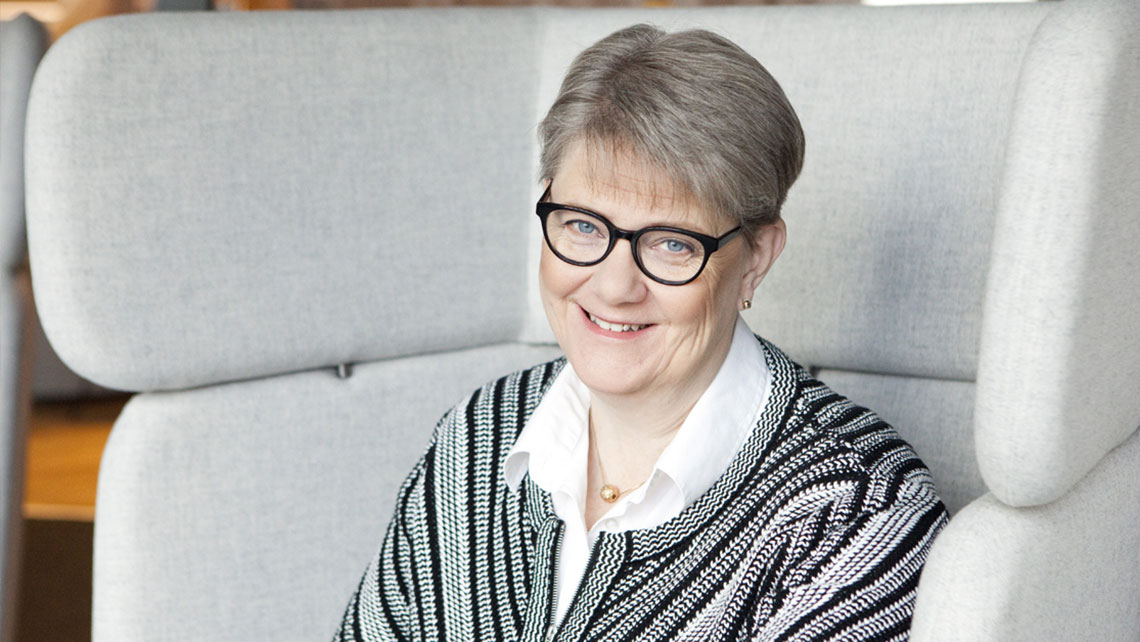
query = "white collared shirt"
xmin=504 ymin=317 xmax=771 ymax=625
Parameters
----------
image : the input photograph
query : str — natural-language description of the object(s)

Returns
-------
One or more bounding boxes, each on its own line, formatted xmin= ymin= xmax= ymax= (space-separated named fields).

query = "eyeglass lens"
xmin=543 ymin=208 xmax=707 ymax=283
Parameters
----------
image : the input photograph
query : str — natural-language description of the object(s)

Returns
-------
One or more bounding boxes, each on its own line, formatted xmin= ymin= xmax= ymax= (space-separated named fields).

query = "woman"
xmin=336 ymin=24 xmax=947 ymax=641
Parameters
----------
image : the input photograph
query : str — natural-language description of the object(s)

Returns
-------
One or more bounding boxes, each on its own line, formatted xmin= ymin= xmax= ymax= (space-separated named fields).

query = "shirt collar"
xmin=504 ymin=362 xmax=590 ymax=494
xmin=505 ymin=316 xmax=770 ymax=511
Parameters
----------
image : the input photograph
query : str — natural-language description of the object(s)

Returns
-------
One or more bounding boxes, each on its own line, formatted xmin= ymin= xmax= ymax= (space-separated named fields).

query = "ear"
xmin=738 ymin=219 xmax=786 ymax=302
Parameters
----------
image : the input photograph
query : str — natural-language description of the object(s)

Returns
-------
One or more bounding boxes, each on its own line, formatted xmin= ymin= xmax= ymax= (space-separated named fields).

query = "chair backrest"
xmin=24 ymin=3 xmax=1140 ymax=641
xmin=0 ymin=14 xmax=48 ymax=642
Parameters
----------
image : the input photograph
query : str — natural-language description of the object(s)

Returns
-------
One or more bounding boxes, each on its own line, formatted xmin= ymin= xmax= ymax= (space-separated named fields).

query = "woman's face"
xmin=539 ymin=143 xmax=785 ymax=402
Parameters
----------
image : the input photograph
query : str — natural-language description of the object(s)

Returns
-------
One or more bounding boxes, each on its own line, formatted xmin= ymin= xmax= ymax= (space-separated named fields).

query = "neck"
xmin=583 ymin=347 xmax=727 ymax=529
xmin=587 ymin=394 xmax=692 ymax=490
xmin=586 ymin=327 xmax=735 ymax=493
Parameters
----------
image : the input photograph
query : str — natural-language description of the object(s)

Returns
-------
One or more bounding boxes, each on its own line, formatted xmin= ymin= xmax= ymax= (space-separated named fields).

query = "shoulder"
xmin=757 ymin=338 xmax=945 ymax=517
xmin=806 ymin=378 xmax=939 ymax=511
xmin=427 ymin=356 xmax=566 ymax=472
xmin=742 ymin=341 xmax=948 ymax=604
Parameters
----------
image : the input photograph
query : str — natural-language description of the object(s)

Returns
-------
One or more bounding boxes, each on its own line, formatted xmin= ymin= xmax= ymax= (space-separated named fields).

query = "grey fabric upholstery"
xmin=29 ymin=318 xmax=108 ymax=400
xmin=28 ymin=9 xmax=542 ymax=392
xmin=0 ymin=14 xmax=47 ymax=642
xmin=95 ymin=343 xmax=560 ymax=640
xmin=3 ymin=14 xmax=102 ymax=403
xmin=21 ymin=3 xmax=1140 ymax=641
xmin=973 ymin=1 xmax=1140 ymax=508
xmin=912 ymin=428 xmax=1140 ymax=641
xmin=1 ymin=15 xmax=46 ymax=267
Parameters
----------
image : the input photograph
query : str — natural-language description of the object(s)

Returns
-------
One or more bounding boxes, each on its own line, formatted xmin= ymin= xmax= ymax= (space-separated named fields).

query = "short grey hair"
xmin=538 ymin=24 xmax=805 ymax=234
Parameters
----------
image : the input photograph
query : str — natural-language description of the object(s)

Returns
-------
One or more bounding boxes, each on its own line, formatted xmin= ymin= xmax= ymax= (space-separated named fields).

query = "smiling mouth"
xmin=586 ymin=310 xmax=651 ymax=333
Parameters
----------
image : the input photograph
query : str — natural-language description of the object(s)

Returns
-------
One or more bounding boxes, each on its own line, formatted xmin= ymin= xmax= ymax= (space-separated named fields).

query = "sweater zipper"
xmin=546 ymin=530 xmax=606 ymax=642
xmin=544 ymin=524 xmax=565 ymax=642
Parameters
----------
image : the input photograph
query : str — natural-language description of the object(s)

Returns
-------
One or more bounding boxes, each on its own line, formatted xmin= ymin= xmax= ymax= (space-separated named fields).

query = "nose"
xmin=588 ymin=239 xmax=649 ymax=304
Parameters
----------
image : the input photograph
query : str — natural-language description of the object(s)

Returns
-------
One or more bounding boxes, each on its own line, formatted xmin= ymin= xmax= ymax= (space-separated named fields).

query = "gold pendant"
xmin=600 ymin=484 xmax=620 ymax=503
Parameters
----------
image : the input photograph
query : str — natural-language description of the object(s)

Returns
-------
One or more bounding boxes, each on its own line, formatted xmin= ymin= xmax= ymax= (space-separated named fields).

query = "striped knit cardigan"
xmin=335 ymin=338 xmax=949 ymax=641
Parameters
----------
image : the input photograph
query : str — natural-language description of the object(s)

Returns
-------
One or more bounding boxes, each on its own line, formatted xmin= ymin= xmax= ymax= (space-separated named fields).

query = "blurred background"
xmin=0 ymin=0 xmax=1045 ymax=640
xmin=1 ymin=0 xmax=1039 ymax=41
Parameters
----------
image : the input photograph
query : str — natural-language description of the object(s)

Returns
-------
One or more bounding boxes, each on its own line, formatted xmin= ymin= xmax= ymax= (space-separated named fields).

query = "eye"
xmin=640 ymin=232 xmax=702 ymax=269
xmin=573 ymin=220 xmax=598 ymax=235
xmin=654 ymin=236 xmax=696 ymax=255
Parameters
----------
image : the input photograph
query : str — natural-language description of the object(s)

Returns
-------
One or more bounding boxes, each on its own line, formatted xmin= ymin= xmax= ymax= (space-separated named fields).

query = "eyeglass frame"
xmin=535 ymin=183 xmax=743 ymax=286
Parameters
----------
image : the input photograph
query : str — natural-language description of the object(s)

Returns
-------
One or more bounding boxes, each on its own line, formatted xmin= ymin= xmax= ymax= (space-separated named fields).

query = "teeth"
xmin=588 ymin=313 xmax=647 ymax=333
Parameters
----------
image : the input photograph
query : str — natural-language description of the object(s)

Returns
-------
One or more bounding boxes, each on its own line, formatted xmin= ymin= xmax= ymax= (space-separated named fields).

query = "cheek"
xmin=651 ymin=281 xmax=721 ymax=333
xmin=684 ymin=262 xmax=742 ymax=325
xmin=538 ymin=244 xmax=577 ymax=308
xmin=708 ymin=249 xmax=753 ymax=311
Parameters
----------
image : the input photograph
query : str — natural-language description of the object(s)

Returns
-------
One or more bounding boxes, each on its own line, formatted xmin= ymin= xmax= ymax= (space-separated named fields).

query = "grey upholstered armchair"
xmin=0 ymin=14 xmax=48 ymax=642
xmin=23 ymin=2 xmax=1139 ymax=641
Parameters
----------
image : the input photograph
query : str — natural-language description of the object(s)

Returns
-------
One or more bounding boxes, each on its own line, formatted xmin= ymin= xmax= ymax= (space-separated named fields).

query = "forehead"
xmin=552 ymin=140 xmax=722 ymax=232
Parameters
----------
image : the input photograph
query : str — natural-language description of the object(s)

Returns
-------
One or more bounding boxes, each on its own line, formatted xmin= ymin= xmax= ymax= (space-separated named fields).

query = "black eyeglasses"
xmin=535 ymin=183 xmax=742 ymax=286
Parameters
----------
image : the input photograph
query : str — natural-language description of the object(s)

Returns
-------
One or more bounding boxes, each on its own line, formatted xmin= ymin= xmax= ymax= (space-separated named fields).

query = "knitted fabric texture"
xmin=335 ymin=338 xmax=949 ymax=641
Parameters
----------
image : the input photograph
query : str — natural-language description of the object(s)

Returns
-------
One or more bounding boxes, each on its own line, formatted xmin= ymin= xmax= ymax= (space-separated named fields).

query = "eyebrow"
xmin=547 ymin=195 xmax=717 ymax=236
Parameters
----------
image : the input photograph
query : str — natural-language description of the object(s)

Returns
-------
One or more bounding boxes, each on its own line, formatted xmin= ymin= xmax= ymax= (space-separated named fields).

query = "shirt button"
xmin=603 ymin=519 xmax=618 ymax=531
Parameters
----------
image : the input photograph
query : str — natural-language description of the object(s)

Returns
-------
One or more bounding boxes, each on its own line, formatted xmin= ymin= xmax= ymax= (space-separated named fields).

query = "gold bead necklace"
xmin=589 ymin=417 xmax=647 ymax=504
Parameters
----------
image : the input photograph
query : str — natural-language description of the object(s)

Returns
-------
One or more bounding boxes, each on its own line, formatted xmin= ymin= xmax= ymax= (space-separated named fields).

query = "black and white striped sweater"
xmin=336 ymin=338 xmax=949 ymax=641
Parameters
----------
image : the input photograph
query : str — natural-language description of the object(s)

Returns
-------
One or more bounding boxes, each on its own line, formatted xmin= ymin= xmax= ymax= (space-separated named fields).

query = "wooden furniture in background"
xmin=23 ymin=399 xmax=122 ymax=522
xmin=17 ymin=399 xmax=122 ymax=642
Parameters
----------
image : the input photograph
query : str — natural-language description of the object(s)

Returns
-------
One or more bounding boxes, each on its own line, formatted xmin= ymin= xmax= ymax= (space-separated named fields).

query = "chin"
xmin=564 ymin=343 xmax=659 ymax=398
